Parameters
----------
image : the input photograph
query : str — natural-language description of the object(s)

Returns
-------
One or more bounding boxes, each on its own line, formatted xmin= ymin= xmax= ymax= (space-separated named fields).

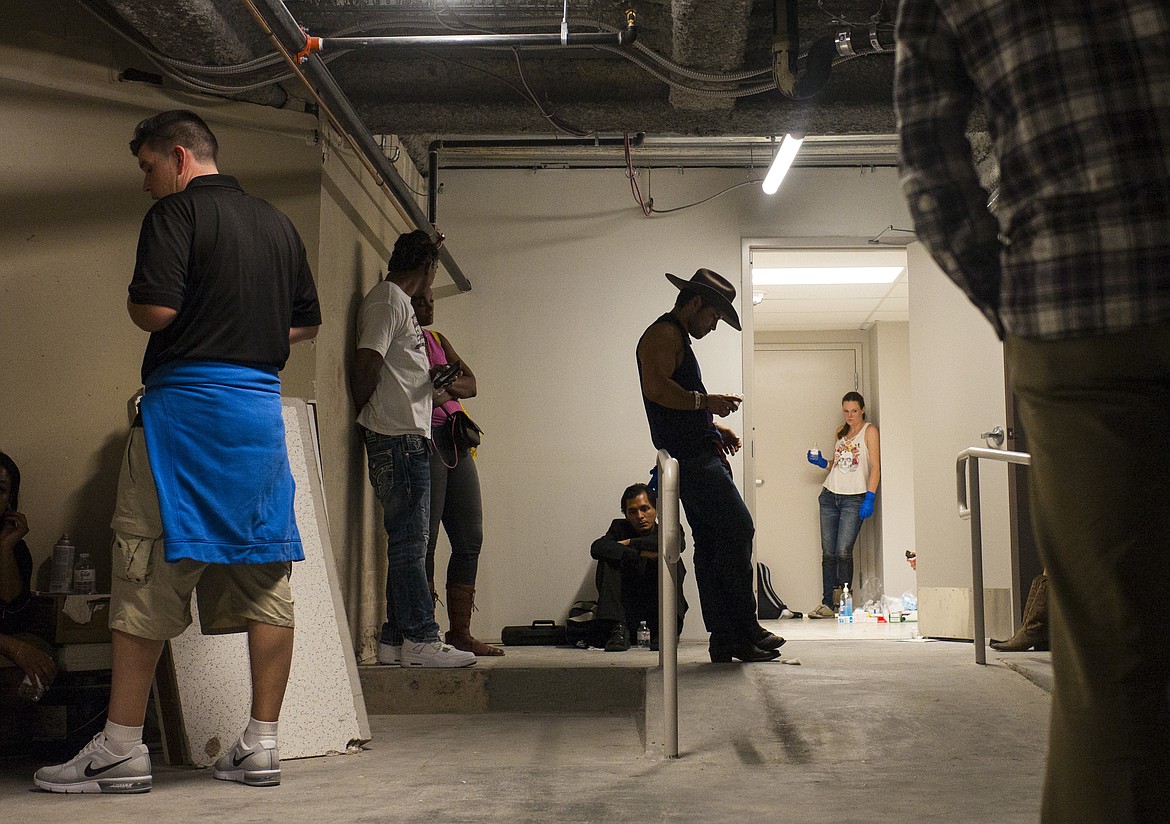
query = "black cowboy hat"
xmin=664 ymin=268 xmax=742 ymax=331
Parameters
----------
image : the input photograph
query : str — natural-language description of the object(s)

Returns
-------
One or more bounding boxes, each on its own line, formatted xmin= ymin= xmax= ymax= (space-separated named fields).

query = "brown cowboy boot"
xmin=991 ymin=574 xmax=1049 ymax=651
xmin=445 ymin=583 xmax=504 ymax=656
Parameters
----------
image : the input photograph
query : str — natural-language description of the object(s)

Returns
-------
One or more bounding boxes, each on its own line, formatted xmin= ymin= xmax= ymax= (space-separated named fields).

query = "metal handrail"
xmin=956 ymin=446 xmax=1031 ymax=664
xmin=656 ymin=449 xmax=681 ymax=758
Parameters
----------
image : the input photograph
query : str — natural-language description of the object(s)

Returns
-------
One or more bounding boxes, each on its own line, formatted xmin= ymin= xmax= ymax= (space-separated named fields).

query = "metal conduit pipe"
xmin=426 ymin=133 xmax=645 ymax=225
xmin=249 ymin=0 xmax=472 ymax=291
xmin=317 ymin=24 xmax=636 ymax=50
xmin=656 ymin=449 xmax=681 ymax=759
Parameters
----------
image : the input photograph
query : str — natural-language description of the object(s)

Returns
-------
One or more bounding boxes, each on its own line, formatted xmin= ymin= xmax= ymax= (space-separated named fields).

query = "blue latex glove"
xmin=859 ymin=491 xmax=876 ymax=520
xmin=807 ymin=450 xmax=828 ymax=469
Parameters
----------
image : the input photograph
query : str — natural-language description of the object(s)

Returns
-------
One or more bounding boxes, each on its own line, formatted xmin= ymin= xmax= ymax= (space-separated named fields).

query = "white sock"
xmin=242 ymin=717 xmax=279 ymax=748
xmin=103 ymin=720 xmax=143 ymax=756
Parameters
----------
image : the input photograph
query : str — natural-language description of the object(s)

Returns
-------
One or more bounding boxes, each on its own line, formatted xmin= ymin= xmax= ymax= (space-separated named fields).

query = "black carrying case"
xmin=501 ymin=619 xmax=567 ymax=646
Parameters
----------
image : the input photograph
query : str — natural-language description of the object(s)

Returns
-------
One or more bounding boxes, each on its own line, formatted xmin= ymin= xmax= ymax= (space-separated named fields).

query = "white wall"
xmin=907 ymin=243 xmax=1013 ymax=639
xmin=433 ymin=166 xmax=916 ymax=638
xmin=869 ymin=321 xmax=917 ymax=600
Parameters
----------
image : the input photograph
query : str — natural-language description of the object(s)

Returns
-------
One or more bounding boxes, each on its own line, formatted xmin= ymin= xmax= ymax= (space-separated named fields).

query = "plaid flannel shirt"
xmin=894 ymin=0 xmax=1170 ymax=340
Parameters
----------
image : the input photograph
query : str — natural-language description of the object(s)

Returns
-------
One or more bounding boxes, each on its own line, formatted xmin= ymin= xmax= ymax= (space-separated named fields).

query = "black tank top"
xmin=638 ymin=313 xmax=719 ymax=459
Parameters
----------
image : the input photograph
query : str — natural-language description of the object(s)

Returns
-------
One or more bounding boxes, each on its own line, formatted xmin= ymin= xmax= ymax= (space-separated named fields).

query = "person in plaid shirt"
xmin=895 ymin=2 xmax=1170 ymax=821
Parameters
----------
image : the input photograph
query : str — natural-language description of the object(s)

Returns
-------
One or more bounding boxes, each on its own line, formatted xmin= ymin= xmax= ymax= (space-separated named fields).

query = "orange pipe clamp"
xmin=295 ymin=32 xmax=323 ymax=63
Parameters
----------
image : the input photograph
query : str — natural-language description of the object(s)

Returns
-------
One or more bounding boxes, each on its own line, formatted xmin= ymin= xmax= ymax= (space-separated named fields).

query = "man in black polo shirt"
xmin=636 ymin=269 xmax=783 ymax=663
xmin=35 ymin=110 xmax=321 ymax=794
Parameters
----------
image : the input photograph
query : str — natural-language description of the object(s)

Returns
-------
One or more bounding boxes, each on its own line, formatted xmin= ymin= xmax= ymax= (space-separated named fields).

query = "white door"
xmin=753 ymin=344 xmax=867 ymax=612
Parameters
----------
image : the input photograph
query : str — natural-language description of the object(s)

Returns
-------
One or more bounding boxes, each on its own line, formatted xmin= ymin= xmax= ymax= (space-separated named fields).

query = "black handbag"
xmin=448 ymin=409 xmax=482 ymax=450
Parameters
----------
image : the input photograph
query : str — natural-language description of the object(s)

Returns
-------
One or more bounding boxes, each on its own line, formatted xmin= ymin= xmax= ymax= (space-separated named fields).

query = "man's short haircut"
xmin=0 ymin=451 xmax=21 ymax=510
xmin=129 ymin=110 xmax=218 ymax=162
xmin=620 ymin=482 xmax=656 ymax=512
xmin=388 ymin=230 xmax=440 ymax=274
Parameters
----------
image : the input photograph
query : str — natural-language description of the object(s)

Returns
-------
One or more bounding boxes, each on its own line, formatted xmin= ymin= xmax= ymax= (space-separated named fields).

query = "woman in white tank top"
xmin=805 ymin=392 xmax=881 ymax=618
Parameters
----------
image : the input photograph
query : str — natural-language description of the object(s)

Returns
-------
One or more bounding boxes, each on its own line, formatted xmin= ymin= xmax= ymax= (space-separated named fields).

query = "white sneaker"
xmin=33 ymin=732 xmax=152 ymax=794
xmin=400 ymin=640 xmax=476 ymax=668
xmin=212 ymin=737 xmax=281 ymax=787
xmin=376 ymin=642 xmax=402 ymax=665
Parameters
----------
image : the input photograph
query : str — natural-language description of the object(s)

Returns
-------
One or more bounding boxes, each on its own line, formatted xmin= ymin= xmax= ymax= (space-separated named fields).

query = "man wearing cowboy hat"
xmin=636 ymin=268 xmax=785 ymax=663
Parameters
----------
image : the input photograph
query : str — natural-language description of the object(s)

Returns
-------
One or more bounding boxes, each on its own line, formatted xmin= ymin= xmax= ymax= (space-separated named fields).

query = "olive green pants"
xmin=1007 ymin=327 xmax=1170 ymax=823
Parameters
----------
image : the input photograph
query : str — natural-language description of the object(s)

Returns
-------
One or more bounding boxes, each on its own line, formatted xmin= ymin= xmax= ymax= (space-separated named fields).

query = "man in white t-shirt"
xmin=351 ymin=230 xmax=474 ymax=668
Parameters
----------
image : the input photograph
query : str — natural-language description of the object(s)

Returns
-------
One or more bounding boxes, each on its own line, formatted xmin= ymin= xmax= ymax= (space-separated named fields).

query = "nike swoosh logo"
xmin=232 ymin=750 xmax=254 ymax=767
xmin=83 ymin=757 xmax=134 ymax=777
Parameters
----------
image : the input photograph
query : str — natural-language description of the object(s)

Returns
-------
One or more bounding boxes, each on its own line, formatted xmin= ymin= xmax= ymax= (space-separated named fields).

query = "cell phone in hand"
xmin=432 ymin=360 xmax=462 ymax=390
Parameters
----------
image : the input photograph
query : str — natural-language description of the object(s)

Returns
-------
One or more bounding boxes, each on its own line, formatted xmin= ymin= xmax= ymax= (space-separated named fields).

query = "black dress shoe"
xmin=604 ymin=621 xmax=630 ymax=652
xmin=750 ymin=626 xmax=786 ymax=651
xmin=709 ymin=642 xmax=781 ymax=663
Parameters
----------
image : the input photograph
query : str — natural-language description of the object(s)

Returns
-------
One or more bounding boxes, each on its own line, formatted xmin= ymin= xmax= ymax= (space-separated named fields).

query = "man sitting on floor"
xmin=589 ymin=483 xmax=687 ymax=651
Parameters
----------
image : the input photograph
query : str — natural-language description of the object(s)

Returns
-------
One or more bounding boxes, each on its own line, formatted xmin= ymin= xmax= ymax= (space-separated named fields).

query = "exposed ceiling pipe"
xmin=426 ymin=134 xmax=645 ymax=224
xmin=308 ymin=22 xmax=636 ymax=52
xmin=295 ymin=8 xmax=637 ymax=59
xmin=246 ymin=0 xmax=472 ymax=291
xmin=772 ymin=0 xmax=895 ymax=100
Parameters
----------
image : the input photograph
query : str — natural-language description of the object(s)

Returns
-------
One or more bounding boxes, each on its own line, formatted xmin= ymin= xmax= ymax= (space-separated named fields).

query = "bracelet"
xmin=693 ymin=391 xmax=703 ymax=410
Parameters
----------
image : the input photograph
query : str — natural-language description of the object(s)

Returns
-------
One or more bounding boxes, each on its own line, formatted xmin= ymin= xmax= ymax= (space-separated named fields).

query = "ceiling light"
xmin=761 ymin=133 xmax=804 ymax=195
xmin=753 ymin=266 xmax=904 ymax=285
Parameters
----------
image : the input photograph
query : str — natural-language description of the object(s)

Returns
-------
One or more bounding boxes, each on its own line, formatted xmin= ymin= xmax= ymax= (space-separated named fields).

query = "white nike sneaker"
xmin=213 ymin=737 xmax=281 ymax=787
xmin=33 ymin=732 xmax=152 ymax=794
xmin=376 ymin=641 xmax=402 ymax=664
xmin=400 ymin=640 xmax=476 ymax=668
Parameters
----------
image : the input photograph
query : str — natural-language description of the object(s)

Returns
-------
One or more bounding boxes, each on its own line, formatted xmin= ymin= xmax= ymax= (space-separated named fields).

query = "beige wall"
xmin=433 ymin=166 xmax=917 ymax=639
xmin=907 ymin=243 xmax=1013 ymax=640
xmin=868 ymin=321 xmax=917 ymax=600
xmin=0 ymin=14 xmax=394 ymax=628
xmin=5 ymin=0 xmax=1013 ymax=651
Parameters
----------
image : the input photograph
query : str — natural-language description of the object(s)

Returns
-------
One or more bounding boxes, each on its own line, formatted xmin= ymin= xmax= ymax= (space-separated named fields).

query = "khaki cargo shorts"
xmin=108 ymin=422 xmax=295 ymax=640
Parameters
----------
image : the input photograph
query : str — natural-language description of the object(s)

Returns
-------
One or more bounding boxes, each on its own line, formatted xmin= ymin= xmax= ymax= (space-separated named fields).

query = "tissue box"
xmin=27 ymin=594 xmax=113 ymax=645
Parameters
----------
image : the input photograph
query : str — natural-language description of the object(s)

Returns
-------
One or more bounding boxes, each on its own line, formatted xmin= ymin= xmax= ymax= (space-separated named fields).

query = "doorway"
xmin=741 ymin=239 xmax=912 ymax=619
xmin=753 ymin=343 xmax=872 ymax=611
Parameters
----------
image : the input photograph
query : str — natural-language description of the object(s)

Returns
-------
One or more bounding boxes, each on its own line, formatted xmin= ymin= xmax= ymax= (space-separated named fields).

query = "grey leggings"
xmin=426 ymin=425 xmax=483 ymax=587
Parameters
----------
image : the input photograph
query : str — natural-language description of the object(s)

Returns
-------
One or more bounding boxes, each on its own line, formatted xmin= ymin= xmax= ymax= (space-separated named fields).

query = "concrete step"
xmin=358 ymin=645 xmax=656 ymax=714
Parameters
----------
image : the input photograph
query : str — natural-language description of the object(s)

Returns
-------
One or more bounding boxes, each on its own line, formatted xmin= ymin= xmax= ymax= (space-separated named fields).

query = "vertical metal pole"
xmin=657 ymin=449 xmax=680 ymax=758
xmin=968 ymin=457 xmax=987 ymax=665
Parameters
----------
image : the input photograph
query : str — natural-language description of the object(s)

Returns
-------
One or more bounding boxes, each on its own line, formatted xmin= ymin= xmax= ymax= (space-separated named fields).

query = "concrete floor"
xmin=0 ymin=620 xmax=1052 ymax=823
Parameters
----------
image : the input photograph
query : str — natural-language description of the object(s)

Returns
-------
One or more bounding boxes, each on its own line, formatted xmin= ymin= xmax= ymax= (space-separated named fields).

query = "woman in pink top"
xmin=411 ymin=288 xmax=503 ymax=656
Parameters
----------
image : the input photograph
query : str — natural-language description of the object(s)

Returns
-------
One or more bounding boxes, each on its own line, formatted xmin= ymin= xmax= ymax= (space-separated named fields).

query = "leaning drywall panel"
xmin=165 ymin=399 xmax=368 ymax=765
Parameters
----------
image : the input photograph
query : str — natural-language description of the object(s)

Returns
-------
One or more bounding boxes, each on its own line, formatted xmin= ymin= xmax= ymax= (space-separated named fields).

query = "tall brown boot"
xmin=445 ymin=583 xmax=504 ymax=656
xmin=991 ymin=574 xmax=1049 ymax=651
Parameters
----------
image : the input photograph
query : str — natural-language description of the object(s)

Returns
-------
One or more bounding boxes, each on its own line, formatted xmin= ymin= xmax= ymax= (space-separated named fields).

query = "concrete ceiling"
xmin=86 ymin=0 xmax=903 ymax=171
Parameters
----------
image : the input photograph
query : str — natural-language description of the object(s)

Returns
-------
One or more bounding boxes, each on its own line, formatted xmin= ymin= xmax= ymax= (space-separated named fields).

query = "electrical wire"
xmin=511 ymin=47 xmax=589 ymax=136
xmin=622 ymin=133 xmax=763 ymax=216
xmin=647 ymin=179 xmax=761 ymax=214
xmin=624 ymin=131 xmax=653 ymax=216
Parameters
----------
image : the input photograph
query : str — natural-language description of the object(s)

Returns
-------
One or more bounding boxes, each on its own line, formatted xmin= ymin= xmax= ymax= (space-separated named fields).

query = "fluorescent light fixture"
xmin=761 ymin=133 xmax=804 ymax=194
xmin=753 ymin=266 xmax=904 ymax=285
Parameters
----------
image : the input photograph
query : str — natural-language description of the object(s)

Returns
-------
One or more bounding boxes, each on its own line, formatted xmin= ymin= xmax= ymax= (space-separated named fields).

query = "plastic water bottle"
xmin=18 ymin=673 xmax=44 ymax=702
xmin=636 ymin=621 xmax=651 ymax=649
xmin=73 ymin=551 xmax=96 ymax=594
xmin=49 ymin=534 xmax=75 ymax=594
